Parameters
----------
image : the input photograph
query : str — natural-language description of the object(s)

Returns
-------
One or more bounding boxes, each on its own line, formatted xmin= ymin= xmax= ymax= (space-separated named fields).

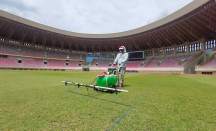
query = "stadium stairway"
xmin=183 ymin=51 xmax=204 ymax=74
xmin=143 ymin=57 xmax=154 ymax=67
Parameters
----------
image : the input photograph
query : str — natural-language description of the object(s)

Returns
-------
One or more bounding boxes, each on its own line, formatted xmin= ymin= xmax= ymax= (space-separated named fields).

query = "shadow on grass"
xmin=122 ymin=84 xmax=130 ymax=87
xmin=65 ymin=90 xmax=131 ymax=107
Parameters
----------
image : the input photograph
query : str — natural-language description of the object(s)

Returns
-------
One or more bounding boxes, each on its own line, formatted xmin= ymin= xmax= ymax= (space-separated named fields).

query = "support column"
xmin=18 ymin=40 xmax=23 ymax=47
xmin=5 ymin=38 xmax=9 ymax=44
xmin=201 ymin=39 xmax=207 ymax=63
xmin=100 ymin=52 xmax=102 ymax=60
xmin=163 ymin=47 xmax=165 ymax=58
xmin=114 ymin=52 xmax=116 ymax=59
xmin=152 ymin=49 xmax=155 ymax=57
xmin=186 ymin=42 xmax=190 ymax=55
xmin=107 ymin=52 xmax=109 ymax=60
xmin=52 ymin=47 xmax=56 ymax=51
xmin=174 ymin=44 xmax=177 ymax=57
xmin=85 ymin=51 xmax=87 ymax=62
xmin=93 ymin=52 xmax=95 ymax=59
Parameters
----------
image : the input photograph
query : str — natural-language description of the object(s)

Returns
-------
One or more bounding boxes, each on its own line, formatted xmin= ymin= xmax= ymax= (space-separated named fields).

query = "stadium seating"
xmin=197 ymin=58 xmax=216 ymax=69
xmin=176 ymin=54 xmax=197 ymax=68
xmin=0 ymin=58 xmax=19 ymax=67
xmin=47 ymin=51 xmax=67 ymax=59
xmin=69 ymin=54 xmax=82 ymax=60
xmin=126 ymin=61 xmax=141 ymax=69
xmin=89 ymin=55 xmax=197 ymax=70
xmin=0 ymin=43 xmax=84 ymax=60
xmin=0 ymin=58 xmax=83 ymax=69
xmin=47 ymin=61 xmax=66 ymax=68
xmin=91 ymin=59 xmax=145 ymax=69
xmin=159 ymin=60 xmax=179 ymax=67
xmin=145 ymin=62 xmax=158 ymax=68
xmin=90 ymin=60 xmax=113 ymax=69
xmin=21 ymin=47 xmax=44 ymax=57
xmin=0 ymin=44 xmax=20 ymax=55
xmin=0 ymin=42 xmax=204 ymax=71
xmin=67 ymin=62 xmax=82 ymax=68
xmin=143 ymin=55 xmax=196 ymax=69
xmin=23 ymin=60 xmax=44 ymax=67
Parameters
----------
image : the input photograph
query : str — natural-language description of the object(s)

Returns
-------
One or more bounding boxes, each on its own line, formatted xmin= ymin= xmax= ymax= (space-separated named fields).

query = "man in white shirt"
xmin=113 ymin=46 xmax=128 ymax=88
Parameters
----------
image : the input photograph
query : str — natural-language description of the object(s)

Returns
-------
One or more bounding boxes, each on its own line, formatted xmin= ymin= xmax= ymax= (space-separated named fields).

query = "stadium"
xmin=0 ymin=0 xmax=216 ymax=130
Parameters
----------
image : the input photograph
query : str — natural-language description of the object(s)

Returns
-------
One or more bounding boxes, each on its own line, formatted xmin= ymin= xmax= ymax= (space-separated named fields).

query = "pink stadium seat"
xmin=0 ymin=58 xmax=19 ymax=67
xmin=159 ymin=60 xmax=178 ymax=67
xmin=47 ymin=61 xmax=66 ymax=67
xmin=0 ymin=43 xmax=85 ymax=60
xmin=198 ymin=58 xmax=216 ymax=69
xmin=90 ymin=60 xmax=112 ymax=68
xmin=23 ymin=60 xmax=44 ymax=67
xmin=67 ymin=62 xmax=81 ymax=68
xmin=127 ymin=61 xmax=140 ymax=69
xmin=145 ymin=62 xmax=157 ymax=68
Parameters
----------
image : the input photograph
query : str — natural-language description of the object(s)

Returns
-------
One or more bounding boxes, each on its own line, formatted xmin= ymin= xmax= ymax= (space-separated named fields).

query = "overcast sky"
xmin=0 ymin=0 xmax=193 ymax=34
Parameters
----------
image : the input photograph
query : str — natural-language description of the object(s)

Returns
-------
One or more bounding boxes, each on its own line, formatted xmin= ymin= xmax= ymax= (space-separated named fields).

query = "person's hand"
xmin=113 ymin=63 xmax=116 ymax=65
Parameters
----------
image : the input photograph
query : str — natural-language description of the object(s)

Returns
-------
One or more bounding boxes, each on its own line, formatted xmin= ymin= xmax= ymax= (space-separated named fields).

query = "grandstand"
xmin=196 ymin=47 xmax=216 ymax=74
xmin=0 ymin=0 xmax=216 ymax=74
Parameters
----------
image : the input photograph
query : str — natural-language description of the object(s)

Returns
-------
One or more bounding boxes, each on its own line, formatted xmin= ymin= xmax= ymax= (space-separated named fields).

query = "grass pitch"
xmin=0 ymin=70 xmax=216 ymax=130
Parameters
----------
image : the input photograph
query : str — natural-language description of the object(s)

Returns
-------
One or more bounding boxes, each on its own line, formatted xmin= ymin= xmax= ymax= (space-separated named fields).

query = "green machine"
xmin=62 ymin=68 xmax=128 ymax=95
xmin=96 ymin=73 xmax=118 ymax=87
xmin=96 ymin=68 xmax=118 ymax=87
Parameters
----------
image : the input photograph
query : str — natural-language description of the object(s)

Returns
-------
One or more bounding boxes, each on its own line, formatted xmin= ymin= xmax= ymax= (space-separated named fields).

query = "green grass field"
xmin=0 ymin=70 xmax=216 ymax=130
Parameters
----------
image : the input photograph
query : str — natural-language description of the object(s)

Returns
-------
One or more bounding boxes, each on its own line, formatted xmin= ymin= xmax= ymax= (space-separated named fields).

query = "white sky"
xmin=0 ymin=0 xmax=193 ymax=34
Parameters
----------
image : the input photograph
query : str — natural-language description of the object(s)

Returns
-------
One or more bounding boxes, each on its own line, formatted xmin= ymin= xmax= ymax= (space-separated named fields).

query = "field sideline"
xmin=0 ymin=70 xmax=216 ymax=130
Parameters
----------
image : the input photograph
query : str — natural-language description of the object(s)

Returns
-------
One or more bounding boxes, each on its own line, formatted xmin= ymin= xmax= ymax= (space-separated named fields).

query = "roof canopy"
xmin=0 ymin=0 xmax=215 ymax=52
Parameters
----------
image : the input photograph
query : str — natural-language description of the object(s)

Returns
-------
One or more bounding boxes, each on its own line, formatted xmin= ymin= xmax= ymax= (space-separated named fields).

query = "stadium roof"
xmin=0 ymin=0 xmax=215 ymax=52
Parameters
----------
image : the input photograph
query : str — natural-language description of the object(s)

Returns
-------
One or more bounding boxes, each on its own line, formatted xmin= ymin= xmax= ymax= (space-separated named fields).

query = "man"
xmin=113 ymin=46 xmax=128 ymax=88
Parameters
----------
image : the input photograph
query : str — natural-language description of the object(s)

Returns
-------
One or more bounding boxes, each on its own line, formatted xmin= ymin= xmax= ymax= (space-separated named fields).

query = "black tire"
xmin=94 ymin=84 xmax=99 ymax=91
xmin=110 ymin=85 xmax=116 ymax=88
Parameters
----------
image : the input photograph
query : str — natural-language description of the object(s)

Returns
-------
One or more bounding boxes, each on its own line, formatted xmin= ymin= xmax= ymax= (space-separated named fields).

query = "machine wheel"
xmin=94 ymin=84 xmax=99 ymax=91
xmin=107 ymin=85 xmax=116 ymax=94
xmin=109 ymin=85 xmax=116 ymax=88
